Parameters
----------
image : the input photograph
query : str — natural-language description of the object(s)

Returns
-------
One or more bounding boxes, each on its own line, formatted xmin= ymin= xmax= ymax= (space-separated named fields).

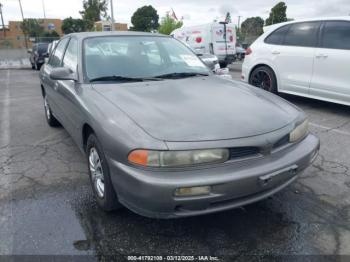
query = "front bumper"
xmin=108 ymin=134 xmax=319 ymax=218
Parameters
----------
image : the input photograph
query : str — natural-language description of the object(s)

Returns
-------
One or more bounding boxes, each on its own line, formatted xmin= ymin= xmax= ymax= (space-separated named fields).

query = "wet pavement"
xmin=0 ymin=69 xmax=350 ymax=261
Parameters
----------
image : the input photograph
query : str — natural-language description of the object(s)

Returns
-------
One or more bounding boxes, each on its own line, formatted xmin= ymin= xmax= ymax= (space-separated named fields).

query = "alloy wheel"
xmin=89 ymin=147 xmax=105 ymax=198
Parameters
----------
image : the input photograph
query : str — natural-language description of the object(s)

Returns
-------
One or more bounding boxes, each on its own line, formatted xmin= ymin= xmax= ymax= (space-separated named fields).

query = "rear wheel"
xmin=249 ymin=66 xmax=277 ymax=93
xmin=43 ymin=94 xmax=60 ymax=127
xmin=86 ymin=134 xmax=121 ymax=211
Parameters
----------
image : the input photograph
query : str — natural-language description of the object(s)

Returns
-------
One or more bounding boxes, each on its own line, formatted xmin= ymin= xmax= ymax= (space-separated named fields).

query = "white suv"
xmin=242 ymin=17 xmax=350 ymax=106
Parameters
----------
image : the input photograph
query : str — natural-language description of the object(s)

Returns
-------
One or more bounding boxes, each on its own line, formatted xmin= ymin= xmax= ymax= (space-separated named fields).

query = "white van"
xmin=171 ymin=22 xmax=236 ymax=67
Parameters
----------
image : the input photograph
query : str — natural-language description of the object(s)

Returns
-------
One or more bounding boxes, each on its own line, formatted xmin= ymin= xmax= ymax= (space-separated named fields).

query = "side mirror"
xmin=50 ymin=67 xmax=77 ymax=81
xmin=27 ymin=49 xmax=32 ymax=54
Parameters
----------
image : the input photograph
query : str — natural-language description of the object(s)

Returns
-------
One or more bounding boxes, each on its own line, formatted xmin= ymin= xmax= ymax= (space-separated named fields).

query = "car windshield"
xmin=37 ymin=44 xmax=48 ymax=54
xmin=83 ymin=36 xmax=210 ymax=81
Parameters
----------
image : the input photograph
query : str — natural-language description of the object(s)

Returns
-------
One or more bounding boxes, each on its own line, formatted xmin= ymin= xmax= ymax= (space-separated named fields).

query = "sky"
xmin=1 ymin=0 xmax=350 ymax=27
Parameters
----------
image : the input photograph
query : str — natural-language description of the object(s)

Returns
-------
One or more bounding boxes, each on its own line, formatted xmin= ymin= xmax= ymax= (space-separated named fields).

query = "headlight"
xmin=289 ymin=119 xmax=309 ymax=143
xmin=128 ymin=149 xmax=229 ymax=167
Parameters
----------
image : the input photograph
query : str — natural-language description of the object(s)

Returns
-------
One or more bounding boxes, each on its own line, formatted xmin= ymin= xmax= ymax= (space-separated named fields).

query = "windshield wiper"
xmin=89 ymin=75 xmax=163 ymax=83
xmin=154 ymin=72 xmax=209 ymax=79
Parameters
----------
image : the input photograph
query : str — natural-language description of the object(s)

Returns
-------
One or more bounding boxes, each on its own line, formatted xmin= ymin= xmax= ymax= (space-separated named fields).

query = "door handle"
xmin=315 ymin=54 xmax=328 ymax=58
xmin=272 ymin=51 xmax=280 ymax=55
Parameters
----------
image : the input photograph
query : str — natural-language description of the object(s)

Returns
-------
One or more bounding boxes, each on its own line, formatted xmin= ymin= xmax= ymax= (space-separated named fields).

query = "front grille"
xmin=229 ymin=147 xmax=260 ymax=160
xmin=273 ymin=135 xmax=290 ymax=149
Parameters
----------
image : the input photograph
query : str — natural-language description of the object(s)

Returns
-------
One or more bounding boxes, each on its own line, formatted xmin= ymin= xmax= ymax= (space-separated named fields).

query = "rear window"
xmin=37 ymin=44 xmax=49 ymax=54
xmin=283 ymin=22 xmax=320 ymax=47
xmin=321 ymin=21 xmax=350 ymax=50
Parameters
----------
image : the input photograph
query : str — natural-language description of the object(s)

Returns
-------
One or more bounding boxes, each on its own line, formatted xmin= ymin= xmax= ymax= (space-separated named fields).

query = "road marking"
xmin=0 ymin=70 xmax=10 ymax=147
xmin=309 ymin=122 xmax=350 ymax=136
xmin=0 ymin=70 xmax=13 ymax=255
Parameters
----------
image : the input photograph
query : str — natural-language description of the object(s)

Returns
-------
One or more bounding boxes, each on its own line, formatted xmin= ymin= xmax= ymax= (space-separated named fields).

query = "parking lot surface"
xmin=0 ymin=67 xmax=350 ymax=260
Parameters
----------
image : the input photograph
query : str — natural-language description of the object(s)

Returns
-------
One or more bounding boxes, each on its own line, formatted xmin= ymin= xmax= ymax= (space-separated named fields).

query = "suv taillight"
xmin=245 ymin=47 xmax=252 ymax=55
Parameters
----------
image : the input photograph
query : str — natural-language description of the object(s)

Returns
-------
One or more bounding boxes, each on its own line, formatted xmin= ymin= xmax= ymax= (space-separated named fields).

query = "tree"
xmin=158 ymin=15 xmax=183 ymax=35
xmin=240 ymin=17 xmax=264 ymax=44
xmin=20 ymin=19 xmax=44 ymax=38
xmin=42 ymin=30 xmax=59 ymax=38
xmin=265 ymin=2 xmax=288 ymax=26
xmin=62 ymin=17 xmax=88 ymax=34
xmin=130 ymin=5 xmax=159 ymax=32
xmin=80 ymin=0 xmax=108 ymax=29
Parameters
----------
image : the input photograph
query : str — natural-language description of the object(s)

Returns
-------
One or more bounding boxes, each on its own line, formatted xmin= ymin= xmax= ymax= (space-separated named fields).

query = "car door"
xmin=265 ymin=22 xmax=320 ymax=95
xmin=310 ymin=20 xmax=350 ymax=105
xmin=54 ymin=37 xmax=83 ymax=142
xmin=41 ymin=37 xmax=70 ymax=123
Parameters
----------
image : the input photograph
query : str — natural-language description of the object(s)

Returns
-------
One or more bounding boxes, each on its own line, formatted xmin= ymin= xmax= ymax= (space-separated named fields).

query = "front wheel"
xmin=43 ymin=94 xmax=60 ymax=127
xmin=249 ymin=66 xmax=277 ymax=94
xmin=86 ymin=134 xmax=122 ymax=211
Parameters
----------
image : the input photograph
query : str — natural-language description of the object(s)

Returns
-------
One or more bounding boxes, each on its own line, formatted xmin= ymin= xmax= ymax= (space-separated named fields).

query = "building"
xmin=94 ymin=21 xmax=128 ymax=31
xmin=0 ymin=18 xmax=63 ymax=48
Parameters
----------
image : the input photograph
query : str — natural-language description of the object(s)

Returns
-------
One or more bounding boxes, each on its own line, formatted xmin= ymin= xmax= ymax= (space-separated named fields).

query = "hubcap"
xmin=89 ymin=147 xmax=105 ymax=198
xmin=251 ymin=70 xmax=272 ymax=91
xmin=44 ymin=96 xmax=51 ymax=120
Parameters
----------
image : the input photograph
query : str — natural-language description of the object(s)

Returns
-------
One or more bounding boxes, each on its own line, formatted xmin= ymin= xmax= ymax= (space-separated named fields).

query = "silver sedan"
xmin=39 ymin=32 xmax=319 ymax=218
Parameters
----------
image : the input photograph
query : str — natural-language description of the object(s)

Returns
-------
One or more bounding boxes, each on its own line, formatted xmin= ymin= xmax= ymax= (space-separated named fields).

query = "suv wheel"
xmin=249 ymin=66 xmax=277 ymax=93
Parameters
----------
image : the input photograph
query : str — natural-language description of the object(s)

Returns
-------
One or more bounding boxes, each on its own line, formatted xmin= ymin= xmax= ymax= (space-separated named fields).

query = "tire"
xmin=249 ymin=66 xmax=277 ymax=94
xmin=43 ymin=94 xmax=60 ymax=127
xmin=219 ymin=61 xmax=228 ymax=68
xmin=35 ymin=62 xmax=42 ymax=71
xmin=86 ymin=134 xmax=121 ymax=211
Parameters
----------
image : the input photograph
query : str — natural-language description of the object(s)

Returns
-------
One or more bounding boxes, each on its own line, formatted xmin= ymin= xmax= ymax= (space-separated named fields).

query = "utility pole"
xmin=110 ymin=0 xmax=115 ymax=31
xmin=0 ymin=2 xmax=6 ymax=37
xmin=42 ymin=0 xmax=46 ymax=19
xmin=18 ymin=0 xmax=28 ymax=48
xmin=237 ymin=15 xmax=242 ymax=30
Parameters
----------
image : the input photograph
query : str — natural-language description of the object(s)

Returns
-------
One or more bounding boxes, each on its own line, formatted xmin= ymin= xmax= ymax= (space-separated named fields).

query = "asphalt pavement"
xmin=0 ymin=67 xmax=350 ymax=261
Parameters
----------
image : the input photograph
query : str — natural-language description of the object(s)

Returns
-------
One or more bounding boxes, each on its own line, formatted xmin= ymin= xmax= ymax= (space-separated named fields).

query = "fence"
xmin=0 ymin=36 xmax=60 ymax=69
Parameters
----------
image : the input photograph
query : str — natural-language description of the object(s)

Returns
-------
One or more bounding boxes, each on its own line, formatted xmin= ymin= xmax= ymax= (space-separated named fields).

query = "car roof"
xmin=263 ymin=16 xmax=350 ymax=33
xmin=65 ymin=31 xmax=169 ymax=40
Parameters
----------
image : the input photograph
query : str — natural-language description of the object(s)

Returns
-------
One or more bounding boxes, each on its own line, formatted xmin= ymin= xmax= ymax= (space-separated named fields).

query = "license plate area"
xmin=259 ymin=165 xmax=298 ymax=187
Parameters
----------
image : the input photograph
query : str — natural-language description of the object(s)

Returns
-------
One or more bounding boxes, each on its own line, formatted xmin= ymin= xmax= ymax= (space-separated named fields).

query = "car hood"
xmin=92 ymin=76 xmax=301 ymax=142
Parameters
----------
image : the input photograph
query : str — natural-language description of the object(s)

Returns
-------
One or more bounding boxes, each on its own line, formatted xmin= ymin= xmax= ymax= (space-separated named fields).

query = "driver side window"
xmin=49 ymin=38 xmax=69 ymax=68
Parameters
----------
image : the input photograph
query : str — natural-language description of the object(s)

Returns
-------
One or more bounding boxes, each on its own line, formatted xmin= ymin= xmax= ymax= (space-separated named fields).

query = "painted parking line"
xmin=309 ymin=122 xmax=350 ymax=136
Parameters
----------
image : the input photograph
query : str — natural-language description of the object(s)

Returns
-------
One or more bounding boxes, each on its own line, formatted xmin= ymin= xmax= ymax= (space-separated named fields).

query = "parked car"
xmin=235 ymin=43 xmax=246 ymax=61
xmin=242 ymin=17 xmax=350 ymax=106
xmin=39 ymin=32 xmax=319 ymax=218
xmin=171 ymin=22 xmax=237 ymax=68
xmin=28 ymin=42 xmax=49 ymax=70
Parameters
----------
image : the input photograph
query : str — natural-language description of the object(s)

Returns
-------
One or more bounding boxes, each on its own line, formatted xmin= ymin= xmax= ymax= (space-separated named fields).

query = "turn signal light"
xmin=127 ymin=150 xmax=148 ymax=166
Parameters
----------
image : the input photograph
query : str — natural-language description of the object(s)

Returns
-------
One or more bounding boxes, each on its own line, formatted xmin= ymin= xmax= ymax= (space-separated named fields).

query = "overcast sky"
xmin=1 ymin=0 xmax=350 ymax=26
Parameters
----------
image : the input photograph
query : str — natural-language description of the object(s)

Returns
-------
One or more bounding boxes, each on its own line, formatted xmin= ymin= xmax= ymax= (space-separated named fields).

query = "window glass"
xmin=37 ymin=43 xmax=48 ymax=54
xmin=49 ymin=38 xmax=69 ymax=67
xmin=322 ymin=21 xmax=350 ymax=50
xmin=63 ymin=38 xmax=78 ymax=72
xmin=283 ymin=22 xmax=320 ymax=47
xmin=264 ymin=25 xmax=290 ymax=45
xmin=83 ymin=36 xmax=208 ymax=80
